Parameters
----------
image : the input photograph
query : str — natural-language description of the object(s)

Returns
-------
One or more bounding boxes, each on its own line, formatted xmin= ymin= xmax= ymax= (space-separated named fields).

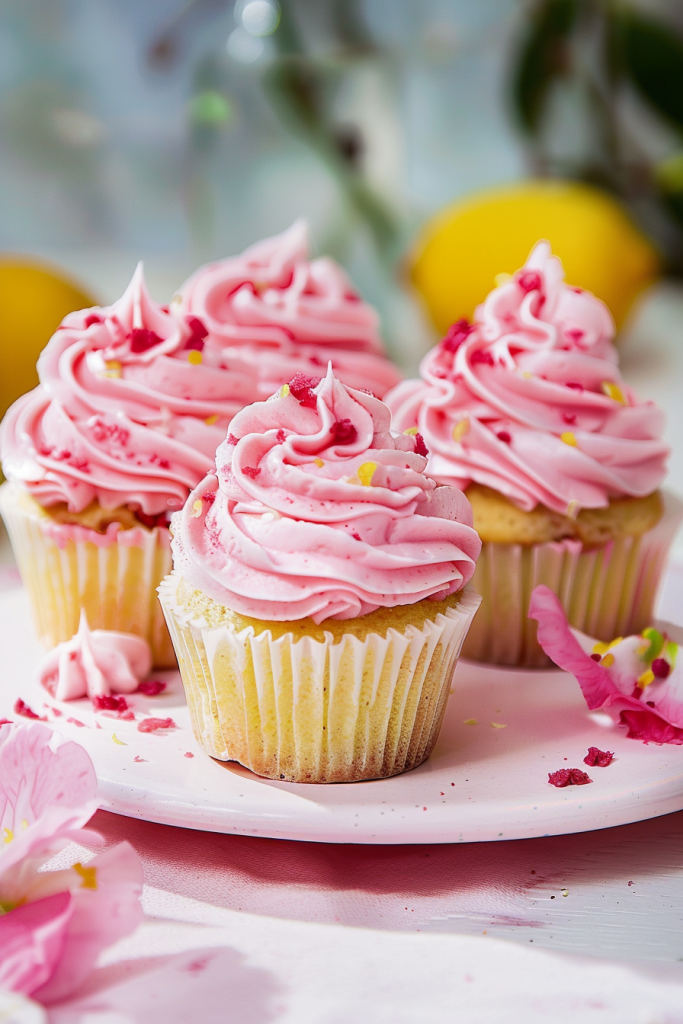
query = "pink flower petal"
xmin=0 ymin=891 xmax=73 ymax=995
xmin=529 ymin=585 xmax=683 ymax=744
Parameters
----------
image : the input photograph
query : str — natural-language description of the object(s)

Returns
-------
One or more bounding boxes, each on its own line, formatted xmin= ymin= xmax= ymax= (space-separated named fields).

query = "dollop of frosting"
xmin=178 ymin=220 xmax=403 ymax=398
xmin=1 ymin=264 xmax=254 ymax=516
xmin=172 ymin=366 xmax=480 ymax=623
xmin=386 ymin=242 xmax=669 ymax=514
xmin=37 ymin=612 xmax=152 ymax=701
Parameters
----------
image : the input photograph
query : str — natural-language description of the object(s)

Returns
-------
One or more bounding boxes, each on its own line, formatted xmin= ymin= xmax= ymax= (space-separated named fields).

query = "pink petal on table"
xmin=529 ymin=585 xmax=683 ymax=744
xmin=0 ymin=891 xmax=73 ymax=995
xmin=33 ymin=842 xmax=144 ymax=1005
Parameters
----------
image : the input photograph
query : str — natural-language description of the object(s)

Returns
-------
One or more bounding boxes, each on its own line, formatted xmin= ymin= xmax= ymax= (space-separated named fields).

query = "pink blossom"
xmin=529 ymin=585 xmax=683 ymax=744
xmin=0 ymin=723 xmax=143 ymax=1004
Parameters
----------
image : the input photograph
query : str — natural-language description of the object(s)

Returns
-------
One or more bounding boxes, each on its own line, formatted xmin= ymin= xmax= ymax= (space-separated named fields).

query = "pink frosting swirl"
xmin=0 ymin=264 xmax=257 ymax=516
xmin=387 ymin=242 xmax=669 ymax=514
xmin=178 ymin=220 xmax=403 ymax=398
xmin=172 ymin=367 xmax=480 ymax=623
xmin=38 ymin=612 xmax=152 ymax=701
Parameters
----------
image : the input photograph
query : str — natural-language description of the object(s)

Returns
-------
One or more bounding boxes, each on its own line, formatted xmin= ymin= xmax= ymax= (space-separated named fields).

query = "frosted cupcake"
xmin=387 ymin=242 xmax=679 ymax=667
xmin=178 ymin=219 xmax=403 ymax=399
xmin=159 ymin=366 xmax=481 ymax=782
xmin=0 ymin=264 xmax=247 ymax=666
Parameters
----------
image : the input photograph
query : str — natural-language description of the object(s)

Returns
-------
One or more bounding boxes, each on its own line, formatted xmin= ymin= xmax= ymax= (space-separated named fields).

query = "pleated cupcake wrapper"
xmin=159 ymin=572 xmax=481 ymax=783
xmin=462 ymin=491 xmax=683 ymax=668
xmin=0 ymin=483 xmax=175 ymax=667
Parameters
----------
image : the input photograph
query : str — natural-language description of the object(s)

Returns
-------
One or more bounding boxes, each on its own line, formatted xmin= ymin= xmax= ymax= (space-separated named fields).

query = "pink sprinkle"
xmin=184 ymin=751 xmax=194 ymax=758
xmin=584 ymin=746 xmax=614 ymax=767
xmin=652 ymin=658 xmax=670 ymax=679
xmin=471 ymin=349 xmax=494 ymax=366
xmin=133 ymin=755 xmax=148 ymax=762
xmin=137 ymin=717 xmax=176 ymax=733
xmin=184 ymin=315 xmax=208 ymax=351
xmin=517 ymin=270 xmax=542 ymax=294
xmin=243 ymin=466 xmax=261 ymax=479
xmin=288 ymin=373 xmax=321 ymax=409
xmin=628 ymin=880 xmax=634 ymax=886
xmin=92 ymin=694 xmax=130 ymax=713
xmin=330 ymin=419 xmax=358 ymax=445
xmin=566 ymin=381 xmax=584 ymax=391
xmin=414 ymin=432 xmax=429 ymax=457
xmin=13 ymin=698 xmax=44 ymax=721
xmin=496 ymin=430 xmax=511 ymax=444
xmin=566 ymin=328 xmax=585 ymax=343
xmin=84 ymin=313 xmax=102 ymax=327
xmin=441 ymin=318 xmax=473 ymax=354
xmin=562 ymin=412 xmax=577 ymax=425
xmin=67 ymin=717 xmax=85 ymax=727
xmin=548 ymin=768 xmax=592 ymax=787
xmin=136 ymin=680 xmax=167 ymax=696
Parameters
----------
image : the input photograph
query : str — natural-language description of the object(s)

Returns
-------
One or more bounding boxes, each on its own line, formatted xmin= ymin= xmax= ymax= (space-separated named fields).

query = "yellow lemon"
xmin=0 ymin=258 xmax=96 ymax=420
xmin=410 ymin=180 xmax=660 ymax=335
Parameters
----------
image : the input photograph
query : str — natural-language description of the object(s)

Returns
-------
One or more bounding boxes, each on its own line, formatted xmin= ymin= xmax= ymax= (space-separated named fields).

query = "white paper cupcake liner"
xmin=462 ymin=491 xmax=683 ymax=668
xmin=158 ymin=572 xmax=481 ymax=783
xmin=0 ymin=482 xmax=175 ymax=667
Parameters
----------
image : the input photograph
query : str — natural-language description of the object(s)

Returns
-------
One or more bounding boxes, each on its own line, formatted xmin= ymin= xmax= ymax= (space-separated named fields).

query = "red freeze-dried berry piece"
xmin=184 ymin=316 xmax=208 ymax=351
xmin=84 ymin=313 xmax=102 ymax=328
xmin=590 ymin=652 xmax=601 ymax=662
xmin=227 ymin=434 xmax=239 ymax=446
xmin=202 ymin=490 xmax=216 ymax=505
xmin=288 ymin=373 xmax=321 ymax=408
xmin=137 ymin=680 xmax=167 ymax=696
xmin=276 ymin=429 xmax=286 ymax=444
xmin=14 ymin=699 xmax=43 ymax=720
xmin=137 ymin=717 xmax=176 ymax=733
xmin=330 ymin=419 xmax=358 ymax=445
xmin=496 ymin=430 xmax=511 ymax=444
xmin=548 ymin=767 xmax=592 ymax=787
xmin=441 ymin=318 xmax=473 ymax=353
xmin=584 ymin=746 xmax=614 ymax=767
xmin=129 ymin=328 xmax=163 ymax=353
xmin=471 ymin=349 xmax=494 ymax=366
xmin=566 ymin=381 xmax=584 ymax=391
xmin=517 ymin=270 xmax=542 ymax=294
xmin=242 ymin=466 xmax=261 ymax=479
xmin=136 ymin=510 xmax=169 ymax=530
xmin=414 ymin=432 xmax=429 ymax=457
xmin=651 ymin=657 xmax=670 ymax=679
xmin=92 ymin=694 xmax=130 ymax=713
xmin=0 ymin=718 xmax=13 ymax=726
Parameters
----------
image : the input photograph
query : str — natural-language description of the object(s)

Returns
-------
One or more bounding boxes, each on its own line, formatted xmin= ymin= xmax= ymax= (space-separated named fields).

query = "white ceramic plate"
xmin=2 ymin=575 xmax=683 ymax=845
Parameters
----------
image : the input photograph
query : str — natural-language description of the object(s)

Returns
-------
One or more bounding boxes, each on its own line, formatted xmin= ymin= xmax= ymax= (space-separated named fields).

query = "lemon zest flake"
xmin=314 ymin=458 xmax=324 ymax=469
xmin=638 ymin=669 xmax=655 ymax=687
xmin=601 ymin=653 xmax=615 ymax=668
xmin=205 ymin=413 xmax=219 ymax=425
xmin=278 ymin=384 xmax=290 ymax=398
xmin=73 ymin=862 xmax=98 ymax=890
xmin=102 ymin=361 xmax=122 ymax=379
xmin=601 ymin=381 xmax=627 ymax=404
xmin=112 ymin=733 xmax=127 ymax=746
xmin=560 ymin=431 xmax=578 ymax=447
xmin=357 ymin=462 xmax=378 ymax=487
xmin=403 ymin=427 xmax=419 ymax=436
xmin=3 ymin=828 xmax=13 ymax=844
xmin=188 ymin=350 xmax=202 ymax=365
xmin=490 ymin=722 xmax=507 ymax=729
xmin=463 ymin=718 xmax=478 ymax=726
xmin=452 ymin=418 xmax=470 ymax=443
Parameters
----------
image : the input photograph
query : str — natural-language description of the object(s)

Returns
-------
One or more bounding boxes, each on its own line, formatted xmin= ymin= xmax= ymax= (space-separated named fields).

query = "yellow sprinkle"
xmin=314 ymin=458 xmax=324 ymax=469
xmin=20 ymin=820 xmax=28 ymax=830
xmin=3 ymin=828 xmax=13 ymax=844
xmin=463 ymin=718 xmax=478 ymax=726
xmin=592 ymin=641 xmax=609 ymax=656
xmin=522 ymin=371 xmax=533 ymax=379
xmin=188 ymin=350 xmax=202 ymax=365
xmin=278 ymin=383 xmax=290 ymax=398
xmin=403 ymin=427 xmax=419 ymax=436
xmin=560 ymin=431 xmax=578 ymax=447
xmin=112 ymin=733 xmax=127 ymax=746
xmin=452 ymin=418 xmax=470 ymax=443
xmin=102 ymin=360 xmax=122 ymax=379
xmin=191 ymin=499 xmax=203 ymax=518
xmin=601 ymin=653 xmax=615 ymax=668
xmin=561 ymin=889 xmax=569 ymax=897
xmin=638 ymin=669 xmax=655 ymax=687
xmin=494 ymin=272 xmax=512 ymax=287
xmin=73 ymin=862 xmax=98 ymax=890
xmin=566 ymin=499 xmax=581 ymax=520
xmin=601 ymin=381 xmax=627 ymax=404
xmin=205 ymin=414 xmax=219 ymax=426
xmin=608 ymin=637 xmax=623 ymax=650
xmin=357 ymin=462 xmax=378 ymax=487
xmin=490 ymin=722 xmax=507 ymax=729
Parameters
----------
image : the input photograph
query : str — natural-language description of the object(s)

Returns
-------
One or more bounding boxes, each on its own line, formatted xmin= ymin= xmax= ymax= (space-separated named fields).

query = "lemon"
xmin=410 ymin=180 xmax=660 ymax=334
xmin=0 ymin=258 xmax=96 ymax=420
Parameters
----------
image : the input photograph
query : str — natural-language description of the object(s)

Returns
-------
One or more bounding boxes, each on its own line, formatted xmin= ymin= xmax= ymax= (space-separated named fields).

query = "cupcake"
xmin=158 ymin=366 xmax=481 ymax=782
xmin=387 ymin=241 xmax=679 ymax=667
xmin=0 ymin=264 xmax=245 ymax=666
xmin=177 ymin=219 xmax=403 ymax=399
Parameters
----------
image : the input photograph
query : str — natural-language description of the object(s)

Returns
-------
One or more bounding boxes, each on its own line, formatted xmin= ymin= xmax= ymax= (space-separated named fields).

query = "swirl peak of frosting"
xmin=177 ymin=221 xmax=402 ymax=398
xmin=38 ymin=612 xmax=152 ymax=701
xmin=386 ymin=241 xmax=669 ymax=514
xmin=172 ymin=366 xmax=480 ymax=623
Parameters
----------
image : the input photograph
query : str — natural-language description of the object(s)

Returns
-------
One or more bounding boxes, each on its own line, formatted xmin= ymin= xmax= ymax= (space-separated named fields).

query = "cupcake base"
xmin=0 ymin=483 xmax=175 ymax=667
xmin=462 ymin=491 xmax=683 ymax=668
xmin=159 ymin=572 xmax=481 ymax=783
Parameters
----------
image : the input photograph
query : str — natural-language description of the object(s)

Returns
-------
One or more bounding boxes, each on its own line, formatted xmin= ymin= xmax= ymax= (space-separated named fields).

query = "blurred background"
xmin=4 ymin=0 xmax=683 ymax=469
